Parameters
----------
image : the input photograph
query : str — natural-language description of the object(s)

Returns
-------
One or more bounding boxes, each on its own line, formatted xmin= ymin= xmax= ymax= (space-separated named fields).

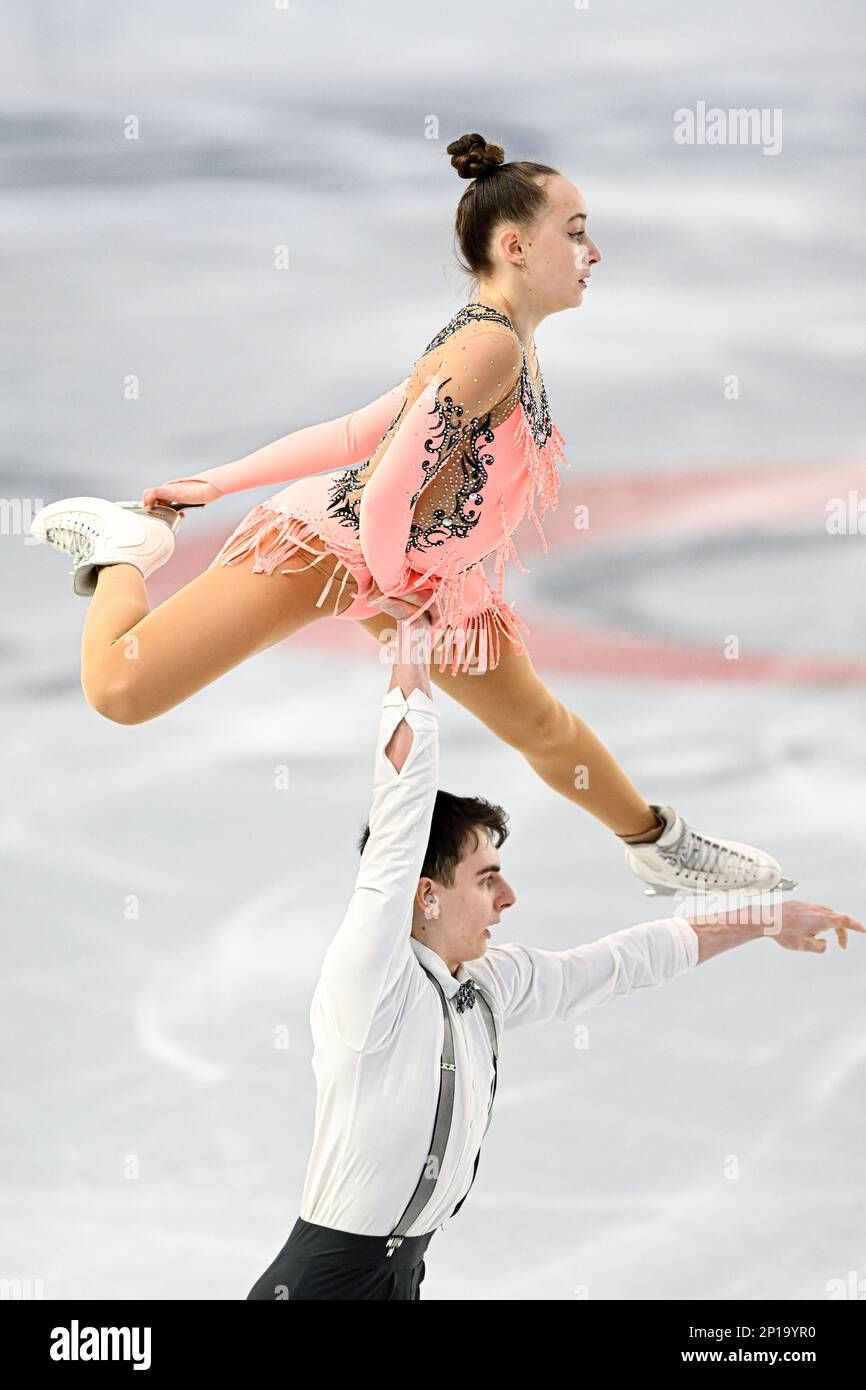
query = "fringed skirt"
xmin=207 ymin=477 xmax=531 ymax=676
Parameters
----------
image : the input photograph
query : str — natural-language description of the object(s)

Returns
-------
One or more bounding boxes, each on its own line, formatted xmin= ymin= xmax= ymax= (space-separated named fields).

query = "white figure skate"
xmin=29 ymin=496 xmax=187 ymax=596
xmin=625 ymin=804 xmax=797 ymax=896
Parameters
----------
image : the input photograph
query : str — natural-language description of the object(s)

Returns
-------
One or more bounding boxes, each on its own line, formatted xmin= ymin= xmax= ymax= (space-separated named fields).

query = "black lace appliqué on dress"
xmin=426 ymin=302 xmax=555 ymax=452
xmin=324 ymin=301 xmax=550 ymax=548
xmin=403 ymin=381 xmax=498 ymax=552
xmin=325 ymin=394 xmax=409 ymax=532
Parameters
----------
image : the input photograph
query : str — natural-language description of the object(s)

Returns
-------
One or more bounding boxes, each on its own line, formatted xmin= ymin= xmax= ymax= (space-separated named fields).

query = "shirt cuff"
xmin=377 ymin=686 xmax=438 ymax=759
xmin=669 ymin=915 xmax=700 ymax=967
xmin=381 ymin=685 xmax=437 ymax=718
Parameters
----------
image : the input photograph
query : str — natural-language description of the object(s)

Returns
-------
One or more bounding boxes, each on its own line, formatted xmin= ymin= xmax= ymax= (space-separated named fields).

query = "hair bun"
xmin=446 ymin=132 xmax=506 ymax=181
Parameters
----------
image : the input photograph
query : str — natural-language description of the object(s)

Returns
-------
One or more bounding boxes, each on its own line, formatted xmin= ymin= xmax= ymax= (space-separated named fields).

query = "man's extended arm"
xmin=479 ymin=917 xmax=700 ymax=1032
xmin=477 ymin=900 xmax=862 ymax=1031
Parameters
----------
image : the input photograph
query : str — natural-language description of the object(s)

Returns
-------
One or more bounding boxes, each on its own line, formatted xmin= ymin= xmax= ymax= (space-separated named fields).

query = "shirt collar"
xmin=410 ymin=936 xmax=471 ymax=998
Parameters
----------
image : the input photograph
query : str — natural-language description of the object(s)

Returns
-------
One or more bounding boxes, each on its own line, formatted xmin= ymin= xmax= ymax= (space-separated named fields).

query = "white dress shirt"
xmin=299 ymin=685 xmax=700 ymax=1237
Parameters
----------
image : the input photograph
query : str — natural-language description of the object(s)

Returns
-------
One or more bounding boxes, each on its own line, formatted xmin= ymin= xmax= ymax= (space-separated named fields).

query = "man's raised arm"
xmin=318 ymin=608 xmax=437 ymax=1051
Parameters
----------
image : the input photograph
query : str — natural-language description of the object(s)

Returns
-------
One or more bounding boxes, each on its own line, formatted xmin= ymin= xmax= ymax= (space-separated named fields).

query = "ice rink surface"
xmin=2 ymin=0 xmax=865 ymax=1300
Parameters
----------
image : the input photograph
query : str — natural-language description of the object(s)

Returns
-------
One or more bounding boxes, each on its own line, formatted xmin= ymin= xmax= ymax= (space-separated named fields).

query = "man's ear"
xmin=414 ymin=877 xmax=433 ymax=912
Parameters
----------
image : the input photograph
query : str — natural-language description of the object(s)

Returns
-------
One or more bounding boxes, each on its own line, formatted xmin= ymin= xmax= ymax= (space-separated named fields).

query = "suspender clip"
xmin=385 ymin=1236 xmax=404 ymax=1258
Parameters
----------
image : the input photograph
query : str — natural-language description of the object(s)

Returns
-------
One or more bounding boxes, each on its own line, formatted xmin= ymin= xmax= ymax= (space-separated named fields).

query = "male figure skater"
xmin=246 ymin=602 xmax=862 ymax=1301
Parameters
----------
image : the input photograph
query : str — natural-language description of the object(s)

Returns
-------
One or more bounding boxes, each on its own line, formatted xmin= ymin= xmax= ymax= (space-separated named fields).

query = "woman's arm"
xmin=358 ymin=329 xmax=522 ymax=596
xmin=143 ymin=377 xmax=411 ymax=506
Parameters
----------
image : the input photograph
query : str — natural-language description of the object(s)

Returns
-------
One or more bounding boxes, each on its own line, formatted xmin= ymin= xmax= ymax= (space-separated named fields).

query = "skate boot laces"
xmin=662 ymin=823 xmax=752 ymax=885
xmin=44 ymin=517 xmax=97 ymax=564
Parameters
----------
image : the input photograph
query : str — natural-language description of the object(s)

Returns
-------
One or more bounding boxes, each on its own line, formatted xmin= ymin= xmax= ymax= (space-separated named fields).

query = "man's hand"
xmin=765 ymin=900 xmax=864 ymax=953
xmin=686 ymin=899 xmax=864 ymax=963
xmin=384 ymin=604 xmax=433 ymax=701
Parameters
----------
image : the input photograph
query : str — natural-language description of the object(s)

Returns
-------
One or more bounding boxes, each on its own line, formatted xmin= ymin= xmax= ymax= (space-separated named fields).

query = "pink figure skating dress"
xmin=166 ymin=302 xmax=570 ymax=674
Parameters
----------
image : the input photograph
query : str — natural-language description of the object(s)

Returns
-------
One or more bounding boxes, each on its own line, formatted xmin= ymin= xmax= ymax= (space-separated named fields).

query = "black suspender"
xmin=385 ymin=966 xmax=499 ymax=1257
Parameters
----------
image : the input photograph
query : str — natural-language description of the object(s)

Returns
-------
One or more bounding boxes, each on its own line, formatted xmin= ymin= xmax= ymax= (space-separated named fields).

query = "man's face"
xmin=414 ymin=828 xmax=516 ymax=965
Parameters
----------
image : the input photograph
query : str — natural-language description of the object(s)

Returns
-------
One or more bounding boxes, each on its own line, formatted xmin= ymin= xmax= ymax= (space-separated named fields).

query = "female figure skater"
xmin=30 ymin=132 xmax=795 ymax=898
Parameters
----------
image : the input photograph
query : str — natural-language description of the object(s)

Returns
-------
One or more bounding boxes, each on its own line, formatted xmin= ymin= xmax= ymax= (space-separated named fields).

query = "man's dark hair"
xmin=356 ymin=789 xmax=509 ymax=888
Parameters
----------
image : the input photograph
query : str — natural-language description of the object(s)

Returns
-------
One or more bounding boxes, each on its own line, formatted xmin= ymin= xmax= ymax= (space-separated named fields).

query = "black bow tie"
xmin=454 ymin=979 xmax=477 ymax=1013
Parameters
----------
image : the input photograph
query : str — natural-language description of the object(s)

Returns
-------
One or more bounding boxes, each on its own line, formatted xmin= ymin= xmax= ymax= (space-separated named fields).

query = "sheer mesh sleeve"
xmin=358 ymin=329 xmax=523 ymax=596
xmin=161 ymin=377 xmax=410 ymax=497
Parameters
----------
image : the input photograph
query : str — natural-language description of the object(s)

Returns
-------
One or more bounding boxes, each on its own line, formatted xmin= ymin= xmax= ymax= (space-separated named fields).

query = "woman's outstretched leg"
xmin=81 ymin=545 xmax=357 ymax=725
xmin=355 ymin=612 xmax=795 ymax=893
xmin=355 ymin=610 xmax=658 ymax=838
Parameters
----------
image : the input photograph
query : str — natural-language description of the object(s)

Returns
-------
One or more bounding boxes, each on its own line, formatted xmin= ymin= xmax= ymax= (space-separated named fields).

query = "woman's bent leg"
xmin=356 ymin=612 xmax=658 ymax=838
xmin=81 ymin=544 xmax=358 ymax=725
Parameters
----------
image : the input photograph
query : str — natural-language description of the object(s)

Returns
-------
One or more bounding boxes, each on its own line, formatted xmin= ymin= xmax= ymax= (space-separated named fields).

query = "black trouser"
xmin=246 ymin=1217 xmax=436 ymax=1301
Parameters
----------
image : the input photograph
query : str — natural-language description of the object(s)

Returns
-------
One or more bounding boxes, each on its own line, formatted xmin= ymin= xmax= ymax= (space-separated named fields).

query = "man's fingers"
xmin=800 ymin=933 xmax=826 ymax=952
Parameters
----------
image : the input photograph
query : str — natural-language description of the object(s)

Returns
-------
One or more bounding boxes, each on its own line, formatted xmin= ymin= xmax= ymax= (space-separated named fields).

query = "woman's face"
xmin=524 ymin=175 xmax=601 ymax=311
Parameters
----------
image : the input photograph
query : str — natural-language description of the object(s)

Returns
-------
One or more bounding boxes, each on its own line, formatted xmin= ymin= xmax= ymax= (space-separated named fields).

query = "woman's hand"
xmin=366 ymin=578 xmax=440 ymax=624
xmin=141 ymin=479 xmax=223 ymax=513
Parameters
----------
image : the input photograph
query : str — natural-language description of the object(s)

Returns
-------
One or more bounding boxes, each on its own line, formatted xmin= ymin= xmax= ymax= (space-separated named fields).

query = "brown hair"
xmin=356 ymin=788 xmax=510 ymax=889
xmin=446 ymin=132 xmax=560 ymax=289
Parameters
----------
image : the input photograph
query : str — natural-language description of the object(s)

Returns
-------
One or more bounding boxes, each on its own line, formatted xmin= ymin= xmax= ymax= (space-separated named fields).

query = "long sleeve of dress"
xmin=161 ymin=377 xmax=410 ymax=497
xmin=358 ymin=329 xmax=523 ymax=596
